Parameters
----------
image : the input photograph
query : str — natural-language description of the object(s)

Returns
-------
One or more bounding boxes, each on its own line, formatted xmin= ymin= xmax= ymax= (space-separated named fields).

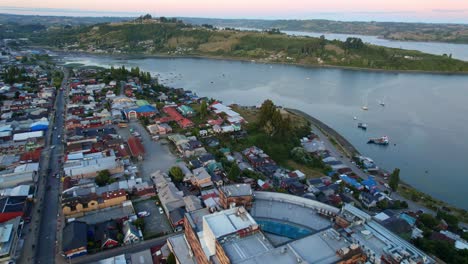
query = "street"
xmin=34 ymin=70 xmax=69 ymax=264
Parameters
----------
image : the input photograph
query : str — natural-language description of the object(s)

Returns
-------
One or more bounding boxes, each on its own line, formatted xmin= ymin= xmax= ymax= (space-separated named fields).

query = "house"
xmin=219 ymin=184 xmax=253 ymax=210
xmin=359 ymin=192 xmax=379 ymax=208
xmin=127 ymin=136 xmax=145 ymax=160
xmin=177 ymin=105 xmax=195 ymax=117
xmin=63 ymin=221 xmax=88 ymax=258
xmin=169 ymin=207 xmax=186 ymax=228
xmin=88 ymin=220 xmax=120 ymax=249
xmin=0 ymin=196 xmax=27 ymax=223
xmin=159 ymin=106 xmax=194 ymax=129
xmin=183 ymin=195 xmax=203 ymax=212
xmin=191 ymin=167 xmax=213 ymax=189
xmin=157 ymin=123 xmax=172 ymax=135
xmin=122 ymin=220 xmax=140 ymax=245
xmin=62 ymin=189 xmax=128 ymax=218
xmin=124 ymin=105 xmax=159 ymax=120
xmin=0 ymin=217 xmax=21 ymax=263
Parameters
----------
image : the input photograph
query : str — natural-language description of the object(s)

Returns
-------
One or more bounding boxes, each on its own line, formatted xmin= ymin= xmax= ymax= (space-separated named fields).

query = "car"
xmin=138 ymin=211 xmax=150 ymax=217
xmin=54 ymin=126 xmax=57 ymax=130
xmin=158 ymin=207 xmax=164 ymax=215
xmin=57 ymin=135 xmax=61 ymax=138
xmin=50 ymin=145 xmax=56 ymax=149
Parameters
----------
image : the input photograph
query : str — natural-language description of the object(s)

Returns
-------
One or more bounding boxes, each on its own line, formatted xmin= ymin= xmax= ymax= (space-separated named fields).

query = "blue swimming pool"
xmin=256 ymin=219 xmax=313 ymax=239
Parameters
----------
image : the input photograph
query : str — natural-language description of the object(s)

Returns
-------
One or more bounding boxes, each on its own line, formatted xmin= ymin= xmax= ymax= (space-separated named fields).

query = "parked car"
xmin=138 ymin=211 xmax=150 ymax=217
xmin=158 ymin=207 xmax=164 ymax=215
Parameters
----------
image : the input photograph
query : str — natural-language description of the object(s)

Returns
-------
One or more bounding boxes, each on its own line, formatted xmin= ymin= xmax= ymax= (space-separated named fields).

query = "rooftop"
xmin=203 ymin=207 xmax=258 ymax=238
xmin=220 ymin=184 xmax=252 ymax=197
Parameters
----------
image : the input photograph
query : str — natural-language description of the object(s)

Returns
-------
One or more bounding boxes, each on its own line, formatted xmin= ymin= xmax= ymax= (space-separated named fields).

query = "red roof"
xmin=0 ymin=212 xmax=23 ymax=223
xmin=159 ymin=107 xmax=194 ymax=128
xmin=20 ymin=148 xmax=42 ymax=162
xmin=127 ymin=136 xmax=145 ymax=157
xmin=102 ymin=189 xmax=127 ymax=200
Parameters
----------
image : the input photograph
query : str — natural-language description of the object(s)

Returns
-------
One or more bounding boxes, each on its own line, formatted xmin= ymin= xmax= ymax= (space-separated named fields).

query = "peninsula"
xmin=10 ymin=15 xmax=468 ymax=73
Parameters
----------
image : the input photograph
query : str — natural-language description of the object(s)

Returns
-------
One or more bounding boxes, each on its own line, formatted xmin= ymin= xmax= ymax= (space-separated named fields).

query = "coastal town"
xmin=0 ymin=39 xmax=467 ymax=264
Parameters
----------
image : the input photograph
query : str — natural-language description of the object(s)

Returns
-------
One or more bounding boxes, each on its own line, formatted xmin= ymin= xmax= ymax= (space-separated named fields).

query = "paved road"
xmin=70 ymin=233 xmax=179 ymax=264
xmin=35 ymin=69 xmax=69 ymax=264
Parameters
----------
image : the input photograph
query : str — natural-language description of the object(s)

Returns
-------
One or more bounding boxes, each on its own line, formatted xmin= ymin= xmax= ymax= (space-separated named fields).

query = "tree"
xmin=227 ymin=163 xmax=241 ymax=182
xmin=389 ymin=168 xmax=400 ymax=192
xmin=418 ymin=213 xmax=439 ymax=229
xmin=167 ymin=253 xmax=176 ymax=264
xmin=95 ymin=170 xmax=112 ymax=187
xmin=169 ymin=166 xmax=184 ymax=182
xmin=200 ymin=100 xmax=208 ymax=119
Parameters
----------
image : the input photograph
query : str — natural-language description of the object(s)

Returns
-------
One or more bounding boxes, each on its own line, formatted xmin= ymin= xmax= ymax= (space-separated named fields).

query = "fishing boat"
xmin=358 ymin=123 xmax=368 ymax=130
xmin=367 ymin=136 xmax=389 ymax=145
xmin=362 ymin=106 xmax=368 ymax=111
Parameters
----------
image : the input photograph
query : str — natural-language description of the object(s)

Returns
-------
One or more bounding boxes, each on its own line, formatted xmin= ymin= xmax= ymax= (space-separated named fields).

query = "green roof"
xmin=178 ymin=105 xmax=195 ymax=114
xmin=219 ymin=148 xmax=231 ymax=154
xmin=136 ymin=100 xmax=150 ymax=106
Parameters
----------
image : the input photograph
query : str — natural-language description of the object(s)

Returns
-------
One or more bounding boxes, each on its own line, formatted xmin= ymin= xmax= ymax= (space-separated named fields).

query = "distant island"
xmin=180 ymin=17 xmax=468 ymax=44
xmin=4 ymin=14 xmax=468 ymax=73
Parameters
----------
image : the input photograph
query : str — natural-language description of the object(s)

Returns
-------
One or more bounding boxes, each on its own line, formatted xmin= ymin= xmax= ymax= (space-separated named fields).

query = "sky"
xmin=1 ymin=0 xmax=468 ymax=23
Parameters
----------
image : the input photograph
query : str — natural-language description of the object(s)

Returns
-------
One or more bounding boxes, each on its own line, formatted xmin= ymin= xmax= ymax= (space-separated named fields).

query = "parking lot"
xmin=133 ymin=199 xmax=173 ymax=238
xmin=116 ymin=120 xmax=177 ymax=181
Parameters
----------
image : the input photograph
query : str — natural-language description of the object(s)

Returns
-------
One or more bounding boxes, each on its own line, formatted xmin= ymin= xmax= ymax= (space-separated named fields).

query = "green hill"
xmin=26 ymin=19 xmax=468 ymax=73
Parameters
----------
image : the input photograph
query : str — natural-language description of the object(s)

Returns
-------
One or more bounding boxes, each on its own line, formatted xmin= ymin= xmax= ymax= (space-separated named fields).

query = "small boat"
xmin=367 ymin=136 xmax=389 ymax=145
xmin=379 ymin=100 xmax=385 ymax=107
xmin=362 ymin=106 xmax=368 ymax=111
xmin=358 ymin=123 xmax=367 ymax=130
xmin=353 ymin=116 xmax=357 ymax=120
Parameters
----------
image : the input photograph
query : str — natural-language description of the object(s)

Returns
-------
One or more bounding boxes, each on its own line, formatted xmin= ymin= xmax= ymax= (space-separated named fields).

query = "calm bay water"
xmin=64 ymin=55 xmax=468 ymax=209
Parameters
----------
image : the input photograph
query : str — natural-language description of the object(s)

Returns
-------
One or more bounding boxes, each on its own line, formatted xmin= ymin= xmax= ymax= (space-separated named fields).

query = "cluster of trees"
xmin=376 ymin=199 xmax=408 ymax=210
xmin=290 ymin=147 xmax=329 ymax=173
xmin=258 ymin=100 xmax=292 ymax=138
xmin=108 ymin=66 xmax=152 ymax=83
xmin=413 ymin=211 xmax=468 ymax=263
xmin=2 ymin=66 xmax=31 ymax=84
xmin=343 ymin=37 xmax=364 ymax=50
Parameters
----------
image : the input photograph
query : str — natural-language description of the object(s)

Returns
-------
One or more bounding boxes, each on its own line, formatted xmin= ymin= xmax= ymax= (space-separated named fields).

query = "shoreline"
xmin=50 ymin=49 xmax=468 ymax=218
xmin=50 ymin=48 xmax=468 ymax=76
xmin=286 ymin=108 xmax=468 ymax=221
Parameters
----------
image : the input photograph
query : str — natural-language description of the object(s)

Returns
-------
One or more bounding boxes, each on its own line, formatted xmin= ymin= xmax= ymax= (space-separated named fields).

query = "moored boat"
xmin=358 ymin=123 xmax=367 ymax=130
xmin=368 ymin=136 xmax=389 ymax=145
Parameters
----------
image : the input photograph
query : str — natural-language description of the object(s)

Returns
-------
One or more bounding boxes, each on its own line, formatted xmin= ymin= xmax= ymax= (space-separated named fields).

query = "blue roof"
xmin=125 ymin=105 xmax=158 ymax=114
xmin=399 ymin=213 xmax=416 ymax=226
xmin=362 ymin=177 xmax=377 ymax=189
xmin=30 ymin=124 xmax=48 ymax=131
xmin=340 ymin=175 xmax=363 ymax=189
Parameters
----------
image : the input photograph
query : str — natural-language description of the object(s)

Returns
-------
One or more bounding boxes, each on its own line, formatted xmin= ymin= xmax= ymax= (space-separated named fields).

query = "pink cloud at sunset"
xmin=1 ymin=0 xmax=468 ymax=22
